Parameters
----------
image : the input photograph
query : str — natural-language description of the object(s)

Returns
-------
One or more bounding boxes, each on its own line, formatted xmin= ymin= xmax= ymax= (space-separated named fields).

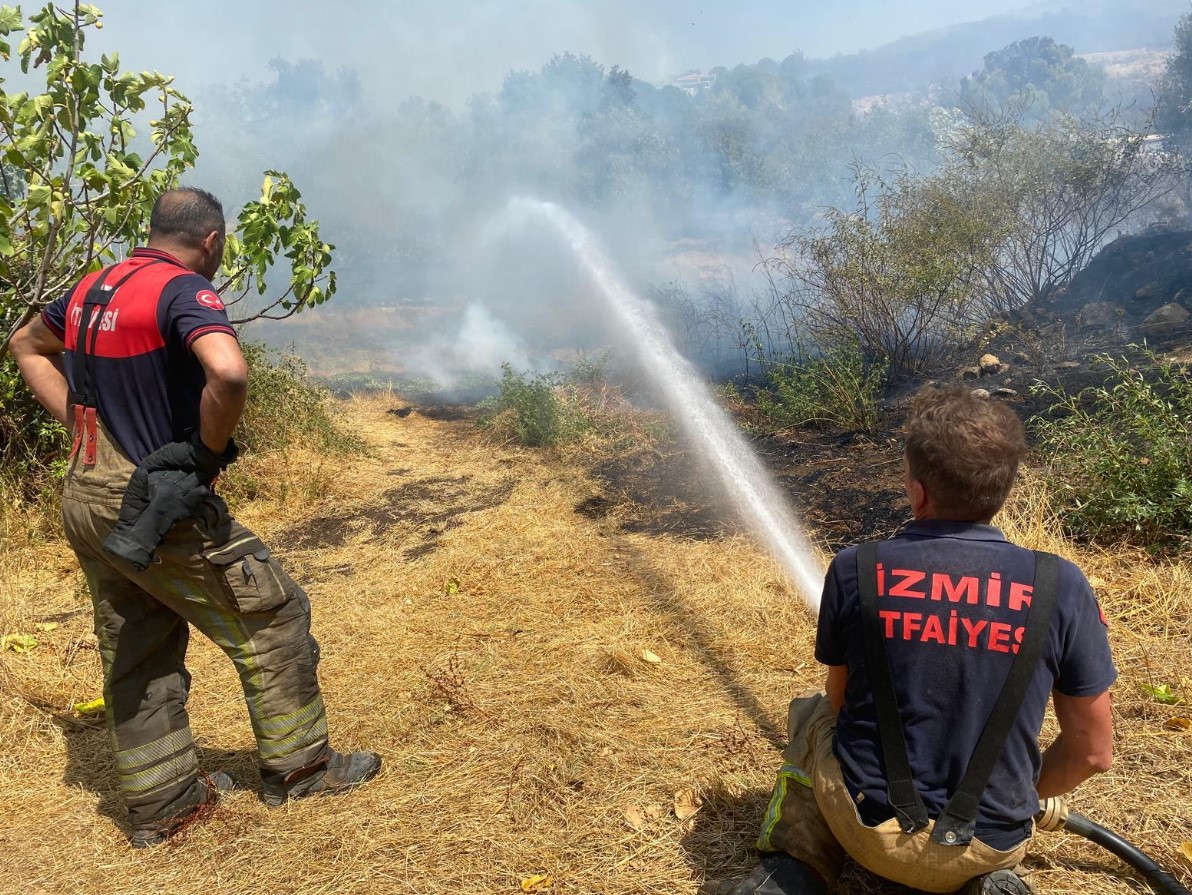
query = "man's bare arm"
xmin=11 ymin=316 xmax=69 ymax=426
xmin=1037 ymin=690 xmax=1113 ymax=799
xmin=190 ymin=332 xmax=248 ymax=454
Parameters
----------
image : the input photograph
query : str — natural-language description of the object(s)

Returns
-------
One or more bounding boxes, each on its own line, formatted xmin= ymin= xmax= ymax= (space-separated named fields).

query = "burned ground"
xmin=281 ymin=473 xmax=515 ymax=559
xmin=577 ymin=427 xmax=908 ymax=551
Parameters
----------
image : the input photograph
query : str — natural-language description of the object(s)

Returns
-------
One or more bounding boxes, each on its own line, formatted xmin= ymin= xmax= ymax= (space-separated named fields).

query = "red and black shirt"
xmin=42 ymin=247 xmax=237 ymax=464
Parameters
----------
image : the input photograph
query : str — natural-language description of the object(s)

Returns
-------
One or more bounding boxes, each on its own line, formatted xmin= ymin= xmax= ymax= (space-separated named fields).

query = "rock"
xmin=971 ymin=388 xmax=991 ymax=399
xmin=978 ymin=354 xmax=1003 ymax=376
xmin=1078 ymin=301 xmax=1125 ymax=330
xmin=1141 ymin=302 xmax=1190 ymax=340
xmin=960 ymin=366 xmax=980 ymax=380
xmin=992 ymin=387 xmax=1019 ymax=399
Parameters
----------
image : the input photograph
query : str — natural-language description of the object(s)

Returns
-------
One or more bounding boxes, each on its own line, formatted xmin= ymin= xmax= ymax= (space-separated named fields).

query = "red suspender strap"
xmin=70 ymin=259 xmax=168 ymax=468
xmin=82 ymin=407 xmax=99 ymax=467
xmin=69 ymin=404 xmax=84 ymax=459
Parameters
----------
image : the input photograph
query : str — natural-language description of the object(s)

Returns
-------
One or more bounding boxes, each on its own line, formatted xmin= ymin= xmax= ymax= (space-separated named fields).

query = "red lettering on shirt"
xmin=962 ymin=617 xmax=989 ymax=648
xmin=988 ymin=621 xmax=1012 ymax=653
xmin=930 ymin=573 xmax=979 ymax=604
xmin=921 ymin=613 xmax=946 ymax=644
xmin=888 ymin=569 xmax=927 ymax=599
xmin=986 ymin=572 xmax=1002 ymax=607
xmin=1009 ymin=581 xmax=1033 ymax=612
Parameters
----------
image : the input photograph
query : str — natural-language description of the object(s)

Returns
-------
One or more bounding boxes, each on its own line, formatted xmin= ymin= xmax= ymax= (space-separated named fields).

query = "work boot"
xmin=959 ymin=869 xmax=1035 ymax=895
xmin=261 ymin=748 xmax=381 ymax=807
xmin=130 ymin=771 xmax=236 ymax=849
xmin=727 ymin=852 xmax=830 ymax=895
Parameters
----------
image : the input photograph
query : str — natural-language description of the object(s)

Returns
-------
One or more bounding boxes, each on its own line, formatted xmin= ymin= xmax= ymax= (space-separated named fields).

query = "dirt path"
xmin=0 ymin=397 xmax=816 ymax=895
xmin=0 ymin=396 xmax=1188 ymax=895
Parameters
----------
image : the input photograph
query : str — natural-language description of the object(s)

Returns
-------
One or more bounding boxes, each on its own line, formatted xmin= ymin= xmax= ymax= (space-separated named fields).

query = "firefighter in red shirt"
xmin=12 ymin=188 xmax=380 ymax=847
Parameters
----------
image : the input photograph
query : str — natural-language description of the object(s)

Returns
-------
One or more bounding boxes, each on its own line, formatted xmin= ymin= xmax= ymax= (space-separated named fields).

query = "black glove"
xmin=104 ymin=469 xmax=212 ymax=570
xmin=102 ymin=433 xmax=238 ymax=570
xmin=140 ymin=431 xmax=240 ymax=485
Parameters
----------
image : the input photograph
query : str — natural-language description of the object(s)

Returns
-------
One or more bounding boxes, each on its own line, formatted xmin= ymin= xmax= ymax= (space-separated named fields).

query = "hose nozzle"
xmin=1036 ymin=796 xmax=1070 ymax=832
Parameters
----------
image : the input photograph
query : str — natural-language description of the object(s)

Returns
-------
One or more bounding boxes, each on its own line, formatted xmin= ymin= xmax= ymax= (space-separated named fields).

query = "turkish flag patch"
xmin=196 ymin=290 xmax=225 ymax=311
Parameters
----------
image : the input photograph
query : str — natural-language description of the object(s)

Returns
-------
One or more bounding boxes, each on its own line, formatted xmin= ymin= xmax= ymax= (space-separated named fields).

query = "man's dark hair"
xmin=904 ymin=386 xmax=1028 ymax=522
xmin=149 ymin=187 xmax=225 ymax=246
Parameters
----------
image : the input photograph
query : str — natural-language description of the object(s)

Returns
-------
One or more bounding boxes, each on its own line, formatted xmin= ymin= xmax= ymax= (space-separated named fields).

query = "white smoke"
xmin=404 ymin=302 xmax=535 ymax=387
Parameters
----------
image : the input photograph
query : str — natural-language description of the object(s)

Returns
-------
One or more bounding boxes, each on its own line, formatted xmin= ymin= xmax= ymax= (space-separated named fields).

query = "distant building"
xmin=671 ymin=70 xmax=715 ymax=96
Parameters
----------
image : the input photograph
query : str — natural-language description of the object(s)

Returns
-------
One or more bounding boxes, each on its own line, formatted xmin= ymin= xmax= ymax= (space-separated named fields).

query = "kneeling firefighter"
xmin=731 ymin=387 xmax=1116 ymax=895
xmin=11 ymin=187 xmax=380 ymax=848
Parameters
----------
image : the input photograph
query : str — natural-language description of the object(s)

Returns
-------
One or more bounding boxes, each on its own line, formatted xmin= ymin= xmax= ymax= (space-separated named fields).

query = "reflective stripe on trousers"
xmin=63 ymin=422 xmax=329 ymax=826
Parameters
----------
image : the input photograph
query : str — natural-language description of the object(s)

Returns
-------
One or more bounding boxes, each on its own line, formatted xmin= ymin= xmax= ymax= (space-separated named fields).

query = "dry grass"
xmin=0 ymin=397 xmax=1189 ymax=895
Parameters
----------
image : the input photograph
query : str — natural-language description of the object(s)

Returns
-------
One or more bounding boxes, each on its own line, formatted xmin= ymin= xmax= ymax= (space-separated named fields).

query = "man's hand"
xmin=1037 ymin=690 xmax=1113 ymax=798
xmin=140 ymin=431 xmax=239 ymax=485
xmin=191 ymin=332 xmax=248 ymax=455
xmin=11 ymin=316 xmax=69 ymax=426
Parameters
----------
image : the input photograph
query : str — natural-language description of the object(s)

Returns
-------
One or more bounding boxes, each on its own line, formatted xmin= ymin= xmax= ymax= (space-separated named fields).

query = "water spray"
xmin=511 ymin=199 xmax=1191 ymax=895
xmin=1038 ymin=799 xmax=1190 ymax=895
xmin=511 ymin=198 xmax=824 ymax=611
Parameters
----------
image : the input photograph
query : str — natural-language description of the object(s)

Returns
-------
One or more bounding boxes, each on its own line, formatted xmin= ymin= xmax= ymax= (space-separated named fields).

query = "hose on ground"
xmin=1038 ymin=798 xmax=1190 ymax=895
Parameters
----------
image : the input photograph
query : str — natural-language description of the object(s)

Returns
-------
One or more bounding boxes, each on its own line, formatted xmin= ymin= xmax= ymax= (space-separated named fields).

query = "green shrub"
xmin=756 ymin=345 xmax=887 ymax=433
xmin=1031 ymin=350 xmax=1192 ymax=547
xmin=567 ymin=351 xmax=612 ymax=390
xmin=0 ymin=355 xmax=69 ymax=505
xmin=482 ymin=363 xmax=588 ymax=447
xmin=0 ymin=341 xmax=358 ymax=512
xmin=236 ymin=342 xmax=358 ymax=455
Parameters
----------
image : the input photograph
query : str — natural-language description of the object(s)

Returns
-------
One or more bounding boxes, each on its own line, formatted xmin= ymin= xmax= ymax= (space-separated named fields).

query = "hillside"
xmin=800 ymin=0 xmax=1183 ymax=96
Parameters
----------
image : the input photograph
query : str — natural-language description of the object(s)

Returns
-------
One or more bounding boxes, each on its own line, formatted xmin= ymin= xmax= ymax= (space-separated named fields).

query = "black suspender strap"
xmin=67 ymin=259 xmax=167 ymax=466
xmin=930 ymin=550 xmax=1060 ymax=846
xmin=69 ymin=260 xmax=166 ymax=409
xmin=856 ymin=543 xmax=1063 ymax=846
xmin=69 ymin=264 xmax=116 ymax=410
xmin=856 ymin=541 xmax=930 ymax=834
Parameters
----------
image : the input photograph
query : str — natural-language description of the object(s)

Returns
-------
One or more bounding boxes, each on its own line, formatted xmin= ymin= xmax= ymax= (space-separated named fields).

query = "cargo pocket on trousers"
xmin=202 ymin=535 xmax=289 ymax=613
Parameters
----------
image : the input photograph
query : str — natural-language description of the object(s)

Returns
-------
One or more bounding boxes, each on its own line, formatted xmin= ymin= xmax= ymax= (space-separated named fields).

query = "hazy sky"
xmin=90 ymin=0 xmax=1047 ymax=106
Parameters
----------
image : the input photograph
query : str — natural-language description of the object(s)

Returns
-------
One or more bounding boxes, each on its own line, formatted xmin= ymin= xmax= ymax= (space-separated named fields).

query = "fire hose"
xmin=1037 ymin=798 xmax=1191 ymax=895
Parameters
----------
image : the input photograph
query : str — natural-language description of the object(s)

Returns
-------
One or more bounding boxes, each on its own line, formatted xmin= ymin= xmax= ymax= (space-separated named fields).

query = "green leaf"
xmin=1143 ymin=683 xmax=1182 ymax=706
xmin=0 ymin=6 xmax=22 ymax=34
xmin=1 ymin=633 xmax=38 ymax=653
xmin=73 ymin=696 xmax=106 ymax=716
xmin=26 ymin=183 xmax=50 ymax=208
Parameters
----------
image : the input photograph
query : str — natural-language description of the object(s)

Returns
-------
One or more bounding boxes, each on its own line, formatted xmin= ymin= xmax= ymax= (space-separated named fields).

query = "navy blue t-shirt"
xmin=816 ymin=520 xmax=1116 ymax=850
xmin=42 ymin=248 xmax=237 ymax=465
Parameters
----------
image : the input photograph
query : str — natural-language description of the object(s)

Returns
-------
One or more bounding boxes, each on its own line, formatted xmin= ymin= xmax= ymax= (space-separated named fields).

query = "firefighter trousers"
xmin=61 ymin=422 xmax=329 ymax=829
